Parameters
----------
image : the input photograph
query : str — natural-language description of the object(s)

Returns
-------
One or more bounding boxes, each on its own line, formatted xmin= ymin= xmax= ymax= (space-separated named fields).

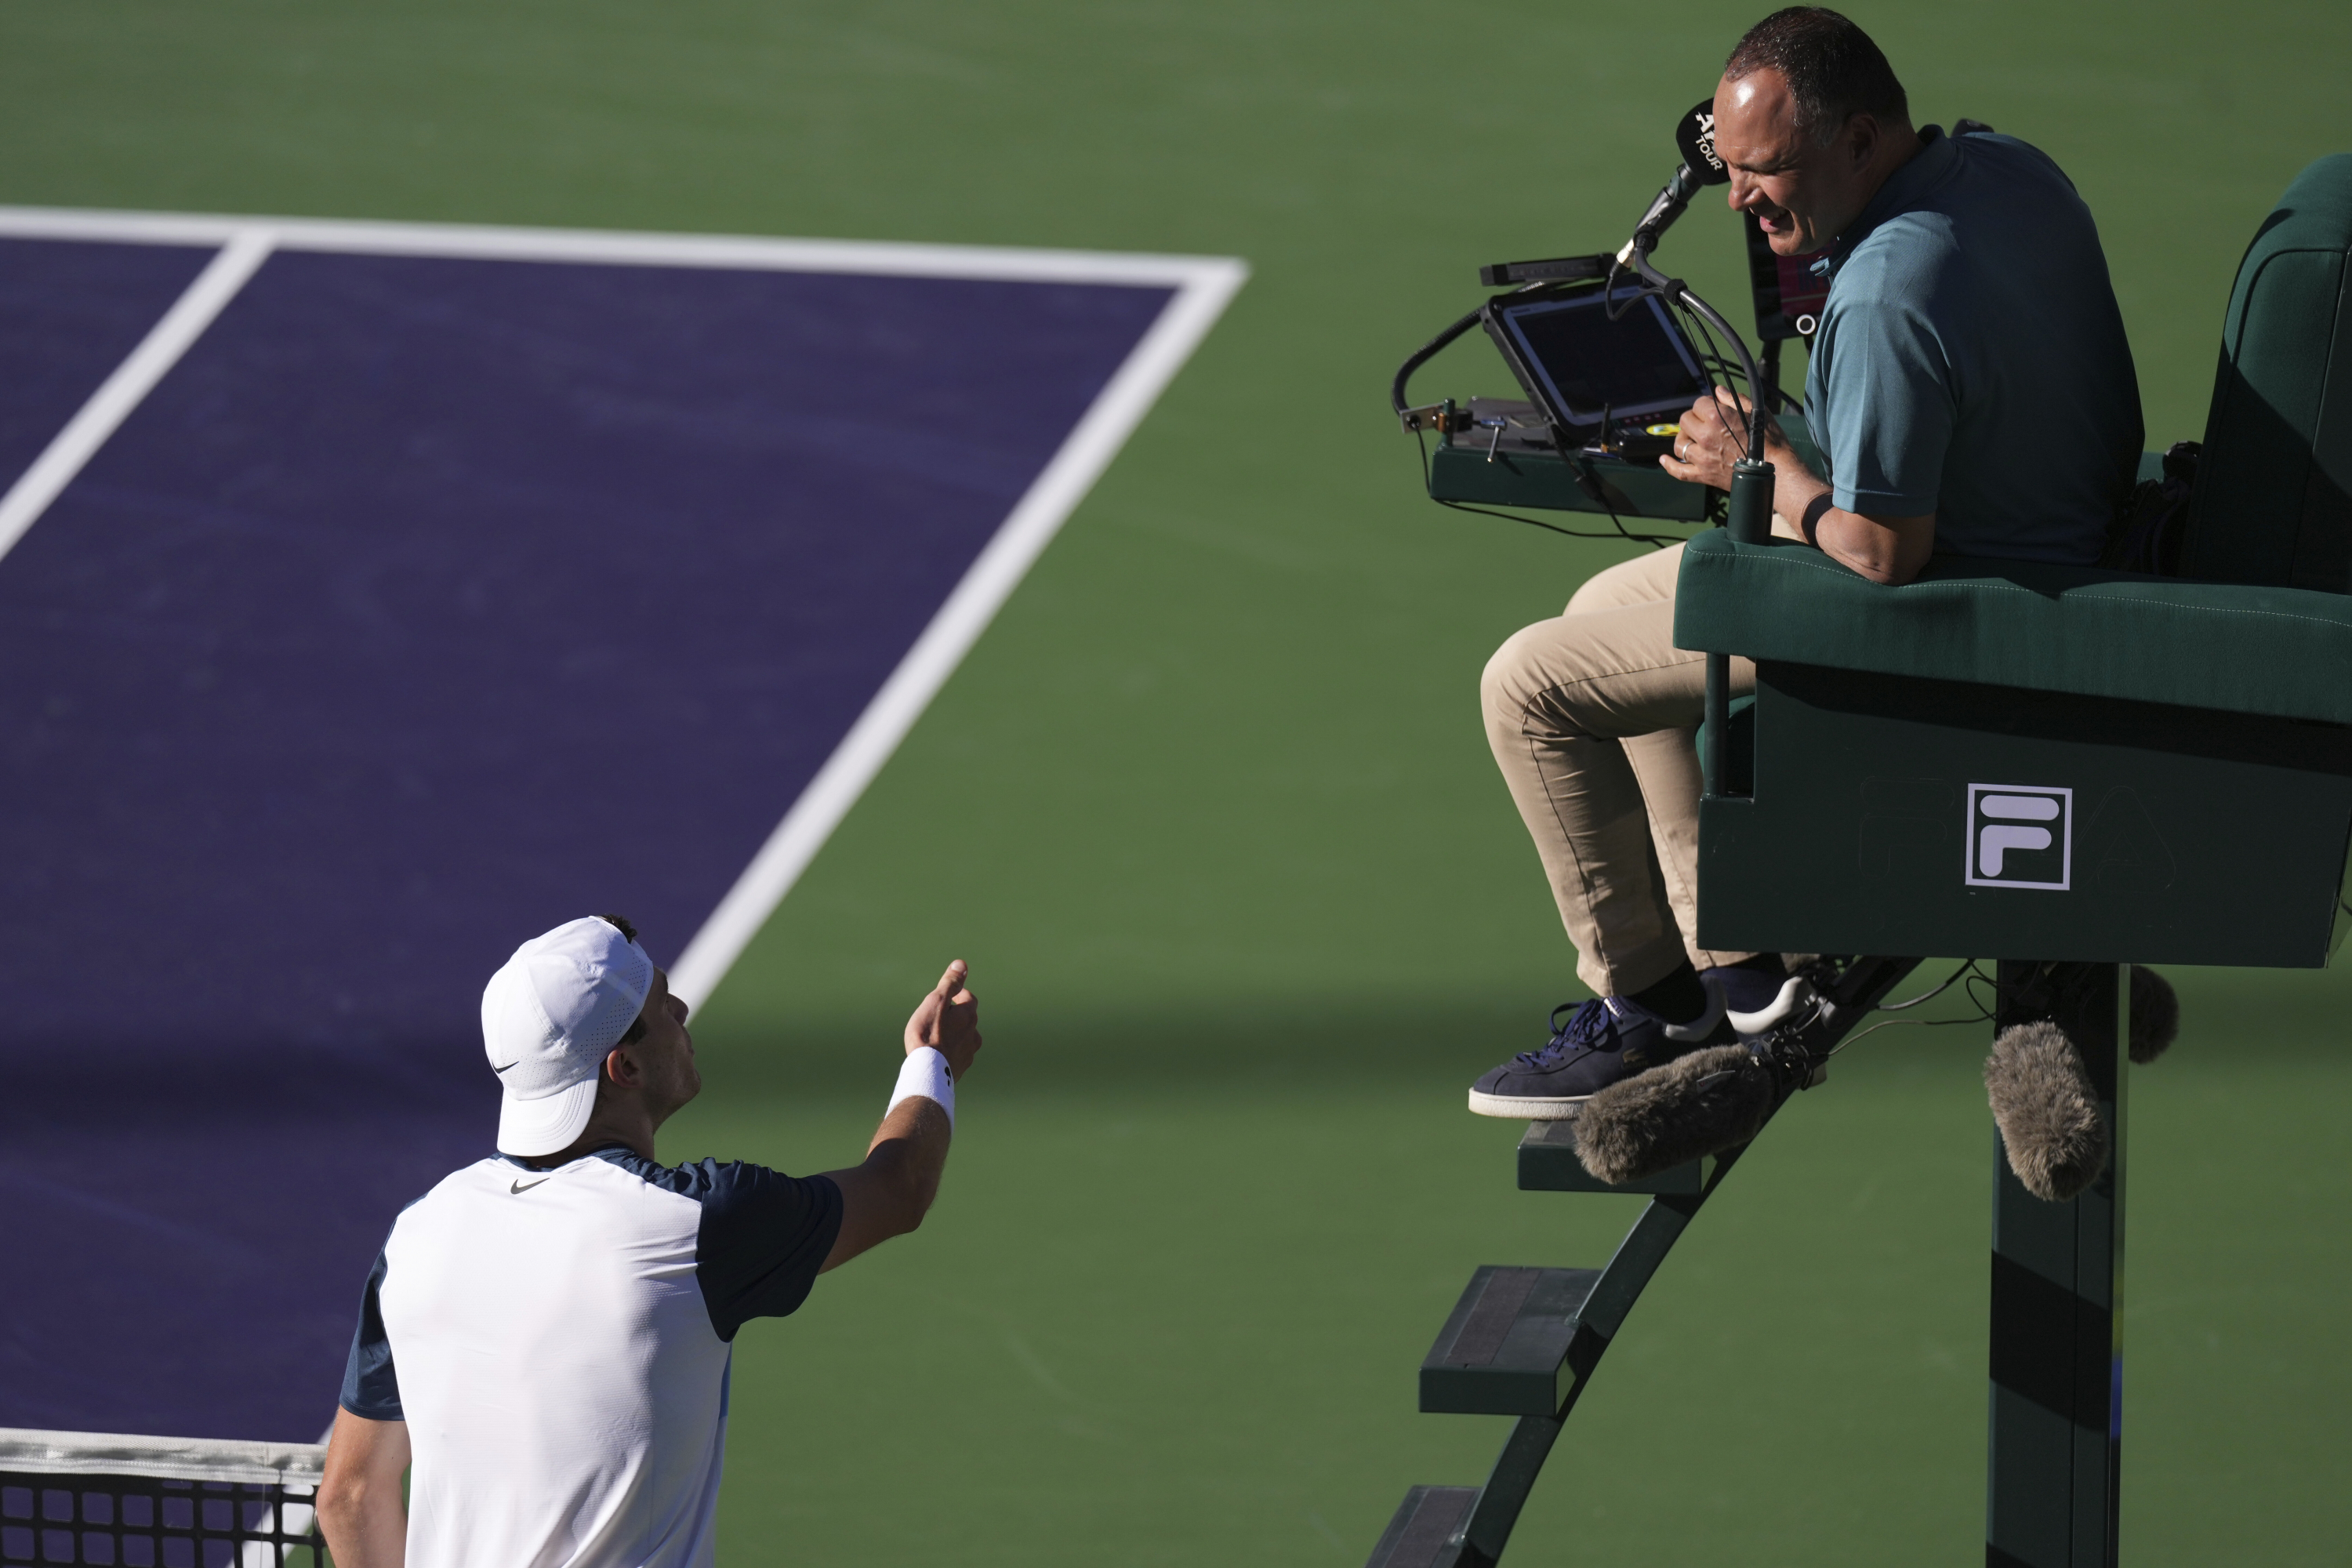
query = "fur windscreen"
xmin=1984 ymin=1020 xmax=2110 ymax=1201
xmin=2128 ymin=964 xmax=2179 ymax=1064
xmin=1573 ymin=1044 xmax=1774 ymax=1185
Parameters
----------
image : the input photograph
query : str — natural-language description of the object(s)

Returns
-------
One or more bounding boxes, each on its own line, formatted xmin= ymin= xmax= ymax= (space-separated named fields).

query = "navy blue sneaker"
xmin=1468 ymin=986 xmax=1733 ymax=1119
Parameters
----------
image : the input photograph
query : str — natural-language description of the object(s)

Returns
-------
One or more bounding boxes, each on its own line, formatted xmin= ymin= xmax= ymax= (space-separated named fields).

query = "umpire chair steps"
xmin=1365 ymin=955 xmax=1924 ymax=1568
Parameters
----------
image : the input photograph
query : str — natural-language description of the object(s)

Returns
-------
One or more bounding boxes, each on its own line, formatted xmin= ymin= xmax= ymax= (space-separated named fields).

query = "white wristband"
xmin=887 ymin=1047 xmax=955 ymax=1128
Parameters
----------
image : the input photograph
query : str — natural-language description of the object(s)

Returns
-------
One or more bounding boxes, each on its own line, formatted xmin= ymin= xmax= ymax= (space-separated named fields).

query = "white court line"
xmin=0 ymin=204 xmax=1221 ymax=287
xmin=0 ymin=206 xmax=1247 ymax=1007
xmin=668 ymin=256 xmax=1249 ymax=1005
xmin=0 ymin=228 xmax=274 ymax=568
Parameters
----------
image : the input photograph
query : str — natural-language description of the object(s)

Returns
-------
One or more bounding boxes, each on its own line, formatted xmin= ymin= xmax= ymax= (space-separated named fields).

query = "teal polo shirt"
xmin=1801 ymin=125 xmax=2143 ymax=564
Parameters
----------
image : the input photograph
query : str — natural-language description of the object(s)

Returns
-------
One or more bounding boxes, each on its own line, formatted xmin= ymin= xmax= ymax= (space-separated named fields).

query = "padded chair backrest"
xmin=2180 ymin=153 xmax=2352 ymax=591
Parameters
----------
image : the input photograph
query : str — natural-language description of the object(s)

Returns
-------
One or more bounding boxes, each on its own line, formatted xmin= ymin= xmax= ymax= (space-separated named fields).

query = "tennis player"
xmin=314 ymin=914 xmax=979 ymax=1567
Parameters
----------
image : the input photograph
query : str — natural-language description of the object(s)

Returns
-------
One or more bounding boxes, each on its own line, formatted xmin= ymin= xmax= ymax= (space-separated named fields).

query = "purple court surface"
xmin=0 ymin=210 xmax=1241 ymax=1442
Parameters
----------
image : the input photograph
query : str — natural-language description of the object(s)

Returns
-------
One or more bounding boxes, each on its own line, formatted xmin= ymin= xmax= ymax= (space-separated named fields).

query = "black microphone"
xmin=1618 ymin=99 xmax=1734 ymax=263
xmin=1675 ymin=96 xmax=1731 ymax=187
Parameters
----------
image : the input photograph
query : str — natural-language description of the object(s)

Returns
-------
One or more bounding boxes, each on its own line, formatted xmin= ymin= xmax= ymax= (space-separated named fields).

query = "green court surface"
xmin=7 ymin=2 xmax=2349 ymax=1563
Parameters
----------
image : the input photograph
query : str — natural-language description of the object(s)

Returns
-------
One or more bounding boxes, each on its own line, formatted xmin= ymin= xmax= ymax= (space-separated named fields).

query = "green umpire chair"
xmin=1369 ymin=154 xmax=2352 ymax=1568
xmin=1684 ymin=152 xmax=2352 ymax=970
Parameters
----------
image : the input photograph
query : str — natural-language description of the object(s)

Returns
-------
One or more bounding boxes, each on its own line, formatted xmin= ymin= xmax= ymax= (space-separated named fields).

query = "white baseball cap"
xmin=482 ymin=916 xmax=655 ymax=1156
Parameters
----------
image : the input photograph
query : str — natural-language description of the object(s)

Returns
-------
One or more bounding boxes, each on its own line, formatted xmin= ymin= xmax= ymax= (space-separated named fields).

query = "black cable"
xmin=1595 ymin=268 xmax=1758 ymax=467
xmin=1602 ymin=257 xmax=1637 ymax=319
xmin=1603 ymin=260 xmax=1689 ymax=326
xmin=1390 ymin=305 xmax=1487 ymax=417
xmin=1438 ymin=496 xmax=1682 ymax=545
xmin=1820 ymin=959 xmax=1999 ymax=1058
xmin=1964 ymin=965 xmax=2003 ymax=1022
xmin=1670 ymin=298 xmax=1752 ymax=463
xmin=1877 ymin=958 xmax=1991 ymax=1013
xmin=1592 ymin=269 xmax=1759 ymax=479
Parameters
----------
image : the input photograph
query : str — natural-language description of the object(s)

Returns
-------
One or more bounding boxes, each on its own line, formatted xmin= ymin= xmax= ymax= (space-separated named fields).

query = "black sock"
xmin=1726 ymin=953 xmax=1785 ymax=977
xmin=1628 ymin=962 xmax=1708 ymax=1025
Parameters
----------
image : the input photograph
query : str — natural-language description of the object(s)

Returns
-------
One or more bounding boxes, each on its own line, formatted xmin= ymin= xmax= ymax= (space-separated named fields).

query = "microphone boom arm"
xmin=1618 ymin=163 xmax=1704 ymax=267
xmin=1622 ymin=234 xmax=1773 ymax=460
xmin=1618 ymin=187 xmax=1775 ymax=806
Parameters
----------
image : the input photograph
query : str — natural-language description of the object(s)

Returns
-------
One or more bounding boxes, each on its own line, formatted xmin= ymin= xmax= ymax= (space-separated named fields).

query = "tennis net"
xmin=0 ymin=1427 xmax=325 ymax=1567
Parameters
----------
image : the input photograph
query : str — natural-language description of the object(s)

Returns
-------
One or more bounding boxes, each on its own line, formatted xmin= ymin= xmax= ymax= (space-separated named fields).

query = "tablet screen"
xmin=1493 ymin=289 xmax=1708 ymax=429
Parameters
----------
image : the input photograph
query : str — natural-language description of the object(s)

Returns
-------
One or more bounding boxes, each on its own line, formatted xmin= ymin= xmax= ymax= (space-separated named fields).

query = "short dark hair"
xmin=1725 ymin=8 xmax=1908 ymax=144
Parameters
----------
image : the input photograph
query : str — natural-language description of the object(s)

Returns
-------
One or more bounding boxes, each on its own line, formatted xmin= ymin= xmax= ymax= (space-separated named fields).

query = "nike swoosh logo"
xmin=492 ymin=1062 xmax=518 ymax=1074
xmin=510 ymin=1177 xmax=550 ymax=1194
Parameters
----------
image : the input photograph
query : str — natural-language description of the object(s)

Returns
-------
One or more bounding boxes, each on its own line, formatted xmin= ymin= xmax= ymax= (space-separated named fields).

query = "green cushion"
xmin=2183 ymin=154 xmax=2352 ymax=590
xmin=1672 ymin=531 xmax=2352 ymax=725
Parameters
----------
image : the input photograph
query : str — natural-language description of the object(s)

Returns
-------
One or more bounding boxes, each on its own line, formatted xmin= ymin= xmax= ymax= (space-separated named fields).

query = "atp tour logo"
xmin=1965 ymin=784 xmax=2073 ymax=891
xmin=1691 ymin=111 xmax=1723 ymax=176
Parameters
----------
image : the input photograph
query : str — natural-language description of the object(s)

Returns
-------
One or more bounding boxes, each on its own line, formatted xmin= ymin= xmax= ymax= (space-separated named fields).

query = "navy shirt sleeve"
xmin=687 ymin=1160 xmax=844 ymax=1341
xmin=587 ymin=1148 xmax=844 ymax=1342
xmin=339 ymin=1247 xmax=404 ymax=1421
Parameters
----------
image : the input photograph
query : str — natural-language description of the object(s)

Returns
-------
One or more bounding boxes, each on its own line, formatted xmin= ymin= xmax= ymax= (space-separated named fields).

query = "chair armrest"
xmin=1672 ymin=532 xmax=2352 ymax=726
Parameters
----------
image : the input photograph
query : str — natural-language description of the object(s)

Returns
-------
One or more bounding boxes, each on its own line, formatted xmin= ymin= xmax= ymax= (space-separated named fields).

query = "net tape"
xmin=0 ymin=1428 xmax=325 ymax=1568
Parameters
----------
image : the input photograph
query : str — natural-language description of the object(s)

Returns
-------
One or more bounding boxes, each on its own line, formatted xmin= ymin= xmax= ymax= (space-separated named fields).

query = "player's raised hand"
xmin=906 ymin=960 xmax=982 ymax=1080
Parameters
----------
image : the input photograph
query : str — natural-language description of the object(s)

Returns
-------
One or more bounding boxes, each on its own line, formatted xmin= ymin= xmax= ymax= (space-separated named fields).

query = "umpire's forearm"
xmin=1766 ymin=444 xmax=1933 ymax=585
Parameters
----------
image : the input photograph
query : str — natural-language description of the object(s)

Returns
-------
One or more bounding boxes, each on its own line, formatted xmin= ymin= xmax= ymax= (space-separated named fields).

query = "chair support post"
xmin=1701 ymin=459 xmax=1774 ymax=802
xmin=1703 ymin=652 xmax=1729 ymax=798
xmin=1987 ymin=961 xmax=2129 ymax=1568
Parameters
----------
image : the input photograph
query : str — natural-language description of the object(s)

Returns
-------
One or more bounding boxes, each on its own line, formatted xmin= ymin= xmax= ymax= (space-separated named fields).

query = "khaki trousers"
xmin=1480 ymin=543 xmax=1758 ymax=998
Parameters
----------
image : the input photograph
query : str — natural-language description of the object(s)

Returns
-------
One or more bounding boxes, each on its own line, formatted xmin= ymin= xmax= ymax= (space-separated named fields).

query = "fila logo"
xmin=1965 ymin=784 xmax=2072 ymax=891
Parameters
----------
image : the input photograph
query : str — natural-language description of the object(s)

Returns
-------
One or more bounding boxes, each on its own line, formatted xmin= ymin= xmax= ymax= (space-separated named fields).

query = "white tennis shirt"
xmin=341 ymin=1146 xmax=841 ymax=1568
